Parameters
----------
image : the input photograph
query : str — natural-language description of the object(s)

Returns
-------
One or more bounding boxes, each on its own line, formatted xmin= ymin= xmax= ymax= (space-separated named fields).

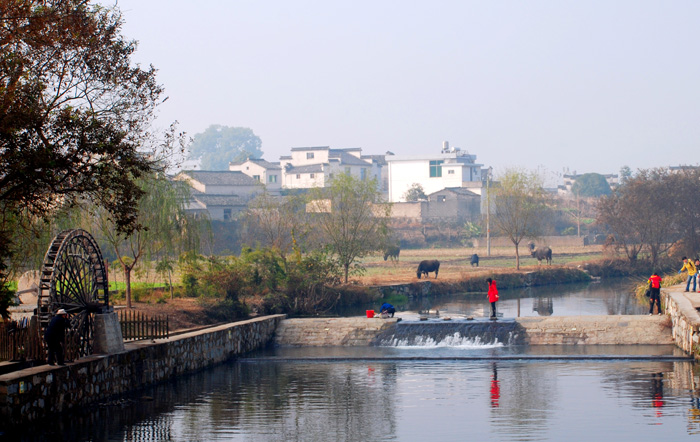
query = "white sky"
xmin=106 ymin=0 xmax=700 ymax=178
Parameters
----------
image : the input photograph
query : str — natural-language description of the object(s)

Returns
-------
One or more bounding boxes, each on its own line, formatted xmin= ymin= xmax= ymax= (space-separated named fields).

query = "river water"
xmin=7 ymin=279 xmax=700 ymax=441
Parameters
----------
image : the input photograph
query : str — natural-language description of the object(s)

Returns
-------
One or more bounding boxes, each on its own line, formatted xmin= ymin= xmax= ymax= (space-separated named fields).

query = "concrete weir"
xmin=274 ymin=315 xmax=674 ymax=347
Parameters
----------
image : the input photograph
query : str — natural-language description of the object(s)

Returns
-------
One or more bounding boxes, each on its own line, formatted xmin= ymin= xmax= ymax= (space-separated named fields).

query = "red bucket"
xmin=366 ymin=310 xmax=375 ymax=318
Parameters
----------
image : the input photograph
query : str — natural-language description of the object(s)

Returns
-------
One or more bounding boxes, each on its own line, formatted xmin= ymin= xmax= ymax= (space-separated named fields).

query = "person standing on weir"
xmin=486 ymin=278 xmax=499 ymax=320
xmin=648 ymin=272 xmax=662 ymax=315
xmin=678 ymin=256 xmax=697 ymax=292
xmin=44 ymin=309 xmax=69 ymax=366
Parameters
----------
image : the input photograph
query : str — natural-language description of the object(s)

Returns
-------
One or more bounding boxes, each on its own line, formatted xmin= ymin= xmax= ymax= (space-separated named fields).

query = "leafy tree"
xmin=95 ymin=175 xmax=199 ymax=308
xmin=155 ymin=257 xmax=175 ymax=299
xmin=188 ymin=125 xmax=263 ymax=170
xmin=308 ymin=174 xmax=391 ymax=283
xmin=619 ymin=165 xmax=633 ymax=186
xmin=0 ymin=1 xmax=179 ymax=317
xmin=403 ymin=183 xmax=427 ymax=202
xmin=571 ymin=173 xmax=612 ymax=197
xmin=491 ymin=169 xmax=550 ymax=269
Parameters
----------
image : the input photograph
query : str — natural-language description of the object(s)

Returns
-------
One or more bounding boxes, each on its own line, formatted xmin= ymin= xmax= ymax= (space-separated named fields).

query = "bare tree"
xmin=491 ymin=169 xmax=550 ymax=270
xmin=308 ymin=174 xmax=391 ymax=283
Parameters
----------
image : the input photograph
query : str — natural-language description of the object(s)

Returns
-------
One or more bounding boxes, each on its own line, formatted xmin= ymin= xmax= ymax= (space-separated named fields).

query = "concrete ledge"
xmin=515 ymin=315 xmax=673 ymax=345
xmin=662 ymin=286 xmax=700 ymax=358
xmin=274 ymin=317 xmax=399 ymax=346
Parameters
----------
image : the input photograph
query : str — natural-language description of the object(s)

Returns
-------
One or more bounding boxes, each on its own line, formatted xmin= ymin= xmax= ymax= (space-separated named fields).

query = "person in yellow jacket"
xmin=678 ymin=256 xmax=697 ymax=292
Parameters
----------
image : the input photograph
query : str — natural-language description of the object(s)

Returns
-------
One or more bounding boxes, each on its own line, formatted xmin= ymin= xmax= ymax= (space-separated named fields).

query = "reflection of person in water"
xmin=533 ymin=297 xmax=554 ymax=316
xmin=651 ymin=373 xmax=664 ymax=418
xmin=490 ymin=363 xmax=500 ymax=408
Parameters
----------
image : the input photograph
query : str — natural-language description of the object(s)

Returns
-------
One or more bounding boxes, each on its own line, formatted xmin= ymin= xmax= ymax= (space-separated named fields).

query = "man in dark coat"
xmin=44 ymin=309 xmax=69 ymax=365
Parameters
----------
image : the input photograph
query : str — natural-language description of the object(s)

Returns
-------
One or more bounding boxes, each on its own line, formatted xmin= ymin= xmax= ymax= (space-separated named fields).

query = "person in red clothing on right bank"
xmin=648 ymin=272 xmax=662 ymax=315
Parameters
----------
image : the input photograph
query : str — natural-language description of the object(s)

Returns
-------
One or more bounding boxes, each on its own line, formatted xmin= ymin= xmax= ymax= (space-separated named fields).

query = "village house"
xmin=228 ymin=158 xmax=282 ymax=194
xmin=279 ymin=146 xmax=382 ymax=189
xmin=174 ymin=170 xmax=262 ymax=221
xmin=385 ymin=142 xmax=484 ymax=202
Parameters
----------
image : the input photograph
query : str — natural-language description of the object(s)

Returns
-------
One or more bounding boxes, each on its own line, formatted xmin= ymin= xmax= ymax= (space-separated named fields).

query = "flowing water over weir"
xmin=371 ymin=319 xmax=525 ymax=348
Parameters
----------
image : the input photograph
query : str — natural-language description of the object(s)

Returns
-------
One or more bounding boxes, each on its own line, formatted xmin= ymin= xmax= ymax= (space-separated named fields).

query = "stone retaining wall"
xmin=0 ymin=314 xmax=285 ymax=425
xmin=662 ymin=289 xmax=700 ymax=358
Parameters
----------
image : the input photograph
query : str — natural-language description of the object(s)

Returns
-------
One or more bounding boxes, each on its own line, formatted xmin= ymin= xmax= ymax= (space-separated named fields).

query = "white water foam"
xmin=380 ymin=332 xmax=505 ymax=349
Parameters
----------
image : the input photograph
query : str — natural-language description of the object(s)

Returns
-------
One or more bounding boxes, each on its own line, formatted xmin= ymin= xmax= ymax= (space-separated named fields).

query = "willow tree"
xmin=308 ymin=174 xmax=391 ymax=283
xmin=95 ymin=175 xmax=198 ymax=308
xmin=491 ymin=169 xmax=550 ymax=270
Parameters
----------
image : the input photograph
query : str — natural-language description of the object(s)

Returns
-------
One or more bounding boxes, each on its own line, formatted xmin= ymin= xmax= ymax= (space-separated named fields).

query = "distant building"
xmin=174 ymin=170 xmax=262 ymax=220
xmin=279 ymin=146 xmax=381 ymax=189
xmin=229 ymin=158 xmax=282 ymax=193
xmin=386 ymin=142 xmax=484 ymax=202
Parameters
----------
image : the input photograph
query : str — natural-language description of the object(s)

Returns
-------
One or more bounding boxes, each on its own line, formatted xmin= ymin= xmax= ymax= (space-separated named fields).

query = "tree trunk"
xmin=125 ymin=266 xmax=132 ymax=308
xmin=515 ymin=242 xmax=520 ymax=270
xmin=344 ymin=263 xmax=349 ymax=284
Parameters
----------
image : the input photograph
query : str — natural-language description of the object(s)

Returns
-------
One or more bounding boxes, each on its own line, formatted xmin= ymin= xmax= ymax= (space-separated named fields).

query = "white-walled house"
xmin=386 ymin=144 xmax=484 ymax=202
xmin=279 ymin=147 xmax=381 ymax=189
xmin=229 ymin=158 xmax=282 ymax=193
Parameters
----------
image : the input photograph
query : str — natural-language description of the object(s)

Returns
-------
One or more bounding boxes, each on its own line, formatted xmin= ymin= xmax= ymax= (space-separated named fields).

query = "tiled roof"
xmin=285 ymin=164 xmax=324 ymax=174
xmin=290 ymin=146 xmax=330 ymax=151
xmin=229 ymin=158 xmax=281 ymax=170
xmin=328 ymin=150 xmax=372 ymax=166
xmin=179 ymin=170 xmax=259 ymax=186
xmin=429 ymin=187 xmax=480 ymax=197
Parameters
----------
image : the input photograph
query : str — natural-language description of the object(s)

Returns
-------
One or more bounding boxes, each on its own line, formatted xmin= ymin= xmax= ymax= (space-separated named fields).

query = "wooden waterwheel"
xmin=38 ymin=229 xmax=109 ymax=359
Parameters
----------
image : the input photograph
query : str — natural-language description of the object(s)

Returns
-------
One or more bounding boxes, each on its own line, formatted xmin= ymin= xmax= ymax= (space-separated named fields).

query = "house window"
xmin=223 ymin=208 xmax=232 ymax=221
xmin=329 ymin=173 xmax=334 ymax=179
xmin=448 ymin=169 xmax=455 ymax=175
xmin=307 ymin=152 xmax=314 ymax=159
xmin=296 ymin=174 xmax=301 ymax=179
xmin=253 ymin=175 xmax=261 ymax=182
xmin=345 ymin=167 xmax=351 ymax=175
xmin=360 ymin=168 xmax=367 ymax=180
xmin=438 ymin=195 xmax=446 ymax=202
xmin=429 ymin=160 xmax=443 ymax=177
xmin=268 ymin=175 xmax=277 ymax=183
xmin=310 ymin=173 xmax=315 ymax=179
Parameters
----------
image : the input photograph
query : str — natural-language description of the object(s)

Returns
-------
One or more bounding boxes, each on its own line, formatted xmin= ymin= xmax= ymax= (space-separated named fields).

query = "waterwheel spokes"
xmin=38 ymin=229 xmax=109 ymax=360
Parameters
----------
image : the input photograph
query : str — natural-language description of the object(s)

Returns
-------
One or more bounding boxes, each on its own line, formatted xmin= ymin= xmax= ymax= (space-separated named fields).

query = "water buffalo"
xmin=470 ymin=254 xmax=479 ymax=267
xmin=383 ymin=245 xmax=401 ymax=262
xmin=528 ymin=243 xmax=552 ymax=265
xmin=417 ymin=260 xmax=440 ymax=279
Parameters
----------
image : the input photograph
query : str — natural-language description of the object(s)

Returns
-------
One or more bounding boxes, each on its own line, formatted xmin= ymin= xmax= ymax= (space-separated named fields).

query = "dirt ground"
xmin=113 ymin=298 xmax=219 ymax=332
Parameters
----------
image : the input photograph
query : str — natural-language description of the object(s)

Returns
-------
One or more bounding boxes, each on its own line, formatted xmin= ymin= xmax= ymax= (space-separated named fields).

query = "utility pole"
xmin=486 ymin=167 xmax=492 ymax=257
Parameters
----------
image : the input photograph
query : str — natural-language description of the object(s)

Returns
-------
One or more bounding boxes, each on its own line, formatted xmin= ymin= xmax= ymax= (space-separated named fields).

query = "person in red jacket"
xmin=487 ymin=278 xmax=499 ymax=319
xmin=647 ymin=272 xmax=662 ymax=315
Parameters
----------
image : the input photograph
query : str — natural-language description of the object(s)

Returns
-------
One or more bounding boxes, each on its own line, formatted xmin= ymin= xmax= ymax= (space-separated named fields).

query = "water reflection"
xmin=8 ymin=358 xmax=700 ymax=441
xmin=343 ymin=279 xmax=649 ymax=319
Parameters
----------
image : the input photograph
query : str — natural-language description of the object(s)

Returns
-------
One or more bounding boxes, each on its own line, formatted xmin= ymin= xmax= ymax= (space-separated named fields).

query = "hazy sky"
xmin=106 ymin=0 xmax=700 ymax=178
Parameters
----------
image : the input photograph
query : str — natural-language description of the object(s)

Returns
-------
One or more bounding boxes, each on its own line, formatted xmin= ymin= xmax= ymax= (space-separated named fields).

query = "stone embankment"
xmin=0 ymin=314 xmax=285 ymax=425
xmin=274 ymin=315 xmax=673 ymax=346
xmin=662 ymin=286 xmax=700 ymax=357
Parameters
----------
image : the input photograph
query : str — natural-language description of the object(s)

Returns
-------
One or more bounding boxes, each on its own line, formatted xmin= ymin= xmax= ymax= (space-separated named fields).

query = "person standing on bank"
xmin=487 ymin=278 xmax=499 ymax=319
xmin=44 ymin=309 xmax=70 ymax=366
xmin=648 ymin=272 xmax=662 ymax=315
xmin=678 ymin=257 xmax=697 ymax=292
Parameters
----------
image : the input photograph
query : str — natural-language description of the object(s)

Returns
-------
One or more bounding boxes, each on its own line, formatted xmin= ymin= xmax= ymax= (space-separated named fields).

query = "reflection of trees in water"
xmin=532 ymin=297 xmax=553 ymax=316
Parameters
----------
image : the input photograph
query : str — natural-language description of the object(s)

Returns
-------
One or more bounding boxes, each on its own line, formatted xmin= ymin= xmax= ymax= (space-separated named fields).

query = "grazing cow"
xmin=470 ymin=254 xmax=479 ymax=267
xmin=528 ymin=242 xmax=552 ymax=265
xmin=417 ymin=260 xmax=440 ymax=279
xmin=383 ymin=245 xmax=401 ymax=262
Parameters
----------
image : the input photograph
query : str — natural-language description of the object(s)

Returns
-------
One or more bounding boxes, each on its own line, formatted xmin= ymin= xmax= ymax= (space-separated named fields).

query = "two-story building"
xmin=228 ymin=158 xmax=282 ymax=193
xmin=386 ymin=142 xmax=484 ymax=202
xmin=279 ymin=146 xmax=382 ymax=189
